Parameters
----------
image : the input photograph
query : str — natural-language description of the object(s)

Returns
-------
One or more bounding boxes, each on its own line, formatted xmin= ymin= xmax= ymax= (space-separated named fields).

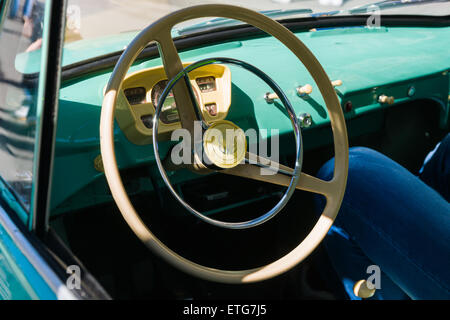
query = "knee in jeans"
xmin=315 ymin=147 xmax=385 ymax=218
xmin=317 ymin=147 xmax=382 ymax=181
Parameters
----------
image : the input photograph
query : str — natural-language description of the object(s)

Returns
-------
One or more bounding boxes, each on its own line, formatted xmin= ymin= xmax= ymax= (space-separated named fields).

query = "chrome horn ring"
xmin=152 ymin=57 xmax=303 ymax=229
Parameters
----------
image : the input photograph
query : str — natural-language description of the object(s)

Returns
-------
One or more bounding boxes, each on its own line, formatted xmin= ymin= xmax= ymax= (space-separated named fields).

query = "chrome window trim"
xmin=0 ymin=206 xmax=77 ymax=300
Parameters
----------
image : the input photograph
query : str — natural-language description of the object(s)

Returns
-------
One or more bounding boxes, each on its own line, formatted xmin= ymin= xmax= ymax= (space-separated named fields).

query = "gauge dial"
xmin=151 ymin=80 xmax=178 ymax=124
xmin=151 ymin=80 xmax=200 ymax=124
xmin=196 ymin=76 xmax=216 ymax=93
xmin=124 ymin=87 xmax=147 ymax=105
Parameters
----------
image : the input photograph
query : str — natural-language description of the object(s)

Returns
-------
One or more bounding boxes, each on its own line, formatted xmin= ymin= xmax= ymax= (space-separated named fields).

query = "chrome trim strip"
xmin=0 ymin=206 xmax=77 ymax=300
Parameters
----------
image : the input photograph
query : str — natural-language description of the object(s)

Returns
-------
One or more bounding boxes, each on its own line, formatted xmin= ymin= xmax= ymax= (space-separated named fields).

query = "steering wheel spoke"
xmin=156 ymin=31 xmax=200 ymax=136
xmin=223 ymin=152 xmax=333 ymax=197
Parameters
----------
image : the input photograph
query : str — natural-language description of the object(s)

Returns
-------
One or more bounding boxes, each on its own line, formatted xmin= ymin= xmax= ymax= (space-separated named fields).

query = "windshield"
xmin=65 ymin=0 xmax=449 ymax=42
xmin=12 ymin=0 xmax=450 ymax=76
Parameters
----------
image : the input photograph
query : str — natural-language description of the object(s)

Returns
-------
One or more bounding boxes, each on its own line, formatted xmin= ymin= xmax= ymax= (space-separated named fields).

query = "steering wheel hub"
xmin=203 ymin=120 xmax=247 ymax=169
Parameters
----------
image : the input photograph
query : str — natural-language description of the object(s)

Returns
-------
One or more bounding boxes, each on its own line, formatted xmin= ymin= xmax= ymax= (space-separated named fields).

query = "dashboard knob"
xmin=331 ymin=79 xmax=343 ymax=87
xmin=296 ymin=84 xmax=313 ymax=96
xmin=298 ymin=113 xmax=312 ymax=128
xmin=264 ymin=92 xmax=279 ymax=103
xmin=378 ymin=94 xmax=395 ymax=105
xmin=353 ymin=280 xmax=376 ymax=299
xmin=94 ymin=155 xmax=104 ymax=172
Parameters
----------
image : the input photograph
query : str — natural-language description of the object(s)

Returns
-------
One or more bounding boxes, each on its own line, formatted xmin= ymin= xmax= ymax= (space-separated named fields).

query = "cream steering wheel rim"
xmin=100 ymin=4 xmax=349 ymax=283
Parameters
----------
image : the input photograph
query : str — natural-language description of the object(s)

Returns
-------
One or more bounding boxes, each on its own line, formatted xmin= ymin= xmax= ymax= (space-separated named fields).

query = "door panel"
xmin=0 ymin=205 xmax=56 ymax=299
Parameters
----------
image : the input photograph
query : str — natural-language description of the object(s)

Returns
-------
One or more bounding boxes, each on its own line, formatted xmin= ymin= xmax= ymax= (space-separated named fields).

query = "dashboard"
xmin=116 ymin=63 xmax=231 ymax=145
xmin=52 ymin=25 xmax=450 ymax=215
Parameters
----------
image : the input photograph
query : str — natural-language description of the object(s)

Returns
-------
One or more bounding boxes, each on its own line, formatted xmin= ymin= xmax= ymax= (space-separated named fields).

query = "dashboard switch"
xmin=331 ymin=79 xmax=343 ymax=87
xmin=93 ymin=155 xmax=104 ymax=172
xmin=296 ymin=84 xmax=313 ymax=96
xmin=378 ymin=94 xmax=395 ymax=105
xmin=264 ymin=92 xmax=279 ymax=103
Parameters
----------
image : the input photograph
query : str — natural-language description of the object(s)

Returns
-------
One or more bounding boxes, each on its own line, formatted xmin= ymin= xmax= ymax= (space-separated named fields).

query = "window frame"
xmin=0 ymin=0 xmax=66 ymax=234
xmin=26 ymin=0 xmax=66 ymax=236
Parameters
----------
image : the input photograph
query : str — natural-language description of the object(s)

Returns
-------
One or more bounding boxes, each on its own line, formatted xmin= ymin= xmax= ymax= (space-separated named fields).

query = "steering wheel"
xmin=100 ymin=4 xmax=348 ymax=283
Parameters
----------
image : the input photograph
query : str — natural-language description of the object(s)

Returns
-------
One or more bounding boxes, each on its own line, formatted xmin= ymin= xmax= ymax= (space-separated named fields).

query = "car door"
xmin=0 ymin=0 xmax=97 ymax=300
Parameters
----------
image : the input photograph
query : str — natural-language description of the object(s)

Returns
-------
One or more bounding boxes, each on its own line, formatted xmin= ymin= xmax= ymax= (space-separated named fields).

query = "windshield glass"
xmin=12 ymin=0 xmax=450 ymax=76
xmin=65 ymin=0 xmax=449 ymax=42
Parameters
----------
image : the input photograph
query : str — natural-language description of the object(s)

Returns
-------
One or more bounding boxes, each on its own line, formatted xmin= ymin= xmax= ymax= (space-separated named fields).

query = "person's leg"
xmin=316 ymin=147 xmax=450 ymax=299
xmin=22 ymin=0 xmax=34 ymax=19
xmin=9 ymin=0 xmax=20 ymax=19
xmin=420 ymin=133 xmax=450 ymax=201
xmin=315 ymin=221 xmax=410 ymax=300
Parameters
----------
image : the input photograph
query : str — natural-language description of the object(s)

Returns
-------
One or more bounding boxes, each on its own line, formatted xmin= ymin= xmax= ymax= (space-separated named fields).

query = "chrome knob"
xmin=298 ymin=113 xmax=312 ymax=128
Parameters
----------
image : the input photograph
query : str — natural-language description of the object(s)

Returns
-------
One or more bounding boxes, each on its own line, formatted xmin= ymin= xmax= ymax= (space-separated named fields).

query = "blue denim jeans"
xmin=315 ymin=134 xmax=450 ymax=300
xmin=9 ymin=0 xmax=20 ymax=18
xmin=9 ymin=0 xmax=34 ymax=19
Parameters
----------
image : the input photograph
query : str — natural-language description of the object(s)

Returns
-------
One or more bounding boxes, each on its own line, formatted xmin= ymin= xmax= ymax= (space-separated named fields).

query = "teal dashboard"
xmin=49 ymin=25 xmax=450 ymax=214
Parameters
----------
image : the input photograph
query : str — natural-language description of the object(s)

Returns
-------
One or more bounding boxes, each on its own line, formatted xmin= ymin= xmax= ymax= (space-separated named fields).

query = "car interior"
xmin=1 ymin=0 xmax=449 ymax=300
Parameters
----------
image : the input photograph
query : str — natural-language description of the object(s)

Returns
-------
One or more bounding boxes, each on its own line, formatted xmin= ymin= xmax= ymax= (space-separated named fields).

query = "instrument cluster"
xmin=115 ymin=63 xmax=232 ymax=145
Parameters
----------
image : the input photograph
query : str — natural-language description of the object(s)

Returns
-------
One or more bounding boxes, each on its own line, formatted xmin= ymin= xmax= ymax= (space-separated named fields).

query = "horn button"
xmin=203 ymin=120 xmax=247 ymax=169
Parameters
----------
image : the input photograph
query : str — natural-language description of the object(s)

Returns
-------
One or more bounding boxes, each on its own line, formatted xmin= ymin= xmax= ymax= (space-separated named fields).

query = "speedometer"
xmin=151 ymin=80 xmax=201 ymax=124
xmin=151 ymin=80 xmax=179 ymax=124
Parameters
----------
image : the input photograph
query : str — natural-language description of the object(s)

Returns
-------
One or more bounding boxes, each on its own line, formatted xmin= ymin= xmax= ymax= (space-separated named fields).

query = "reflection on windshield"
xmin=0 ymin=0 xmax=46 ymax=211
xmin=65 ymin=0 xmax=450 ymax=44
